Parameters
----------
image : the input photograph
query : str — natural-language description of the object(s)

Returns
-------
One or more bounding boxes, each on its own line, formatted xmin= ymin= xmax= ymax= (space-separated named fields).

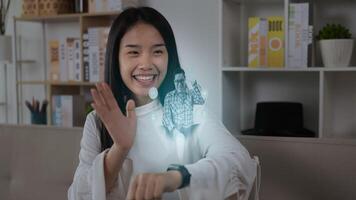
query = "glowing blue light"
xmin=149 ymin=87 xmax=158 ymax=100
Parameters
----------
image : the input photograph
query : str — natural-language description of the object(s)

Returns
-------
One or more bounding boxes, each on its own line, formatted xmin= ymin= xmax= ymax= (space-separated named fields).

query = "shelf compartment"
xmin=222 ymin=71 xmax=319 ymax=137
xmin=222 ymin=0 xmax=284 ymax=67
xmin=313 ymin=0 xmax=356 ymax=67
xmin=323 ymin=71 xmax=356 ymax=139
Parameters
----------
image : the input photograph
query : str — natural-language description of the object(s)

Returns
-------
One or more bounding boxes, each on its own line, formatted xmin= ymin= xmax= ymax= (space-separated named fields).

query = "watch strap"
xmin=167 ymin=164 xmax=191 ymax=189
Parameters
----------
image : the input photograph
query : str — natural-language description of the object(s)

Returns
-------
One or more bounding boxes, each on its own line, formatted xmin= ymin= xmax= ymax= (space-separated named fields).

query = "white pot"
xmin=319 ymin=39 xmax=354 ymax=67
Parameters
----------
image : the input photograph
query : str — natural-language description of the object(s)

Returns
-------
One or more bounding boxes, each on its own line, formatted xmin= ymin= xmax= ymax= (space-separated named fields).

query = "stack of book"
xmin=248 ymin=16 xmax=285 ymax=68
xmin=49 ymin=38 xmax=82 ymax=82
xmin=52 ymin=95 xmax=85 ymax=127
xmin=288 ymin=2 xmax=313 ymax=68
xmin=88 ymin=0 xmax=122 ymax=13
xmin=83 ymin=26 xmax=110 ymax=82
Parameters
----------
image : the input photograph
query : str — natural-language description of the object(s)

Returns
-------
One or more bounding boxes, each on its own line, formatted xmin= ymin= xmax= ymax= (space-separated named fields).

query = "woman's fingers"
xmin=127 ymin=174 xmax=164 ymax=200
xmin=153 ymin=178 xmax=164 ymax=199
xmin=126 ymin=99 xmax=136 ymax=119
xmin=91 ymin=88 xmax=105 ymax=107
xmin=126 ymin=177 xmax=138 ymax=200
xmin=95 ymin=83 xmax=109 ymax=108
xmin=144 ymin=175 xmax=156 ymax=200
xmin=101 ymin=82 xmax=120 ymax=110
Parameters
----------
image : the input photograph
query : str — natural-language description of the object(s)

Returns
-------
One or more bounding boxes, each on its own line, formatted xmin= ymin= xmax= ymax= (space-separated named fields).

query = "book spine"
xmin=49 ymin=40 xmax=60 ymax=81
xmin=88 ymin=28 xmax=100 ymax=83
xmin=67 ymin=38 xmax=76 ymax=81
xmin=59 ymin=39 xmax=68 ymax=81
xmin=108 ymin=0 xmax=122 ymax=11
xmin=89 ymin=0 xmax=96 ymax=13
xmin=300 ymin=3 xmax=311 ymax=68
xmin=73 ymin=95 xmax=86 ymax=127
xmin=267 ymin=16 xmax=284 ymax=68
xmin=52 ymin=95 xmax=62 ymax=126
xmin=259 ymin=18 xmax=268 ymax=67
xmin=98 ymin=27 xmax=110 ymax=81
xmin=248 ymin=17 xmax=260 ymax=68
xmin=74 ymin=39 xmax=82 ymax=81
xmin=83 ymin=32 xmax=90 ymax=82
xmin=61 ymin=95 xmax=73 ymax=127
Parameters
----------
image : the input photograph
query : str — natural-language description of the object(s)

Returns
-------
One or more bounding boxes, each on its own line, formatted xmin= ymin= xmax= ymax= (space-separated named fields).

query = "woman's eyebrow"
xmin=125 ymin=44 xmax=141 ymax=48
xmin=152 ymin=44 xmax=166 ymax=48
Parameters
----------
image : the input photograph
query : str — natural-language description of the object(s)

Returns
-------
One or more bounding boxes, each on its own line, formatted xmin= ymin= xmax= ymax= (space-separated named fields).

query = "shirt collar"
xmin=135 ymin=99 xmax=161 ymax=117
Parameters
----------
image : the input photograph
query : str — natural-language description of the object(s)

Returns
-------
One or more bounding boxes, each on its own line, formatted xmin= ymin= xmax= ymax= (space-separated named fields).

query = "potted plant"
xmin=0 ymin=0 xmax=12 ymax=62
xmin=316 ymin=23 xmax=354 ymax=67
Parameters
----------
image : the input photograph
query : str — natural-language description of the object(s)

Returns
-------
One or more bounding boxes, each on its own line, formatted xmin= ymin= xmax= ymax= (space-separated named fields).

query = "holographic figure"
xmin=163 ymin=72 xmax=205 ymax=135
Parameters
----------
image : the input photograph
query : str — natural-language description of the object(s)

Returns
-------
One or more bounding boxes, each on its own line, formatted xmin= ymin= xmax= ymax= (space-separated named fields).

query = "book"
xmin=267 ymin=16 xmax=284 ymax=68
xmin=66 ymin=38 xmax=76 ymax=82
xmin=59 ymin=39 xmax=68 ymax=81
xmin=248 ymin=17 xmax=267 ymax=68
xmin=52 ymin=95 xmax=85 ymax=127
xmin=74 ymin=39 xmax=82 ymax=81
xmin=288 ymin=3 xmax=312 ymax=68
xmin=83 ymin=32 xmax=90 ymax=82
xmin=98 ymin=27 xmax=110 ymax=82
xmin=88 ymin=28 xmax=100 ymax=82
xmin=89 ymin=0 xmax=122 ymax=13
xmin=49 ymin=40 xmax=60 ymax=81
xmin=88 ymin=27 xmax=110 ymax=82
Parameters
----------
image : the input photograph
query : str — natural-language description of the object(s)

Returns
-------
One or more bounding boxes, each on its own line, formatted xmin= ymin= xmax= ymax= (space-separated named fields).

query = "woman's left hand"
xmin=126 ymin=171 xmax=182 ymax=200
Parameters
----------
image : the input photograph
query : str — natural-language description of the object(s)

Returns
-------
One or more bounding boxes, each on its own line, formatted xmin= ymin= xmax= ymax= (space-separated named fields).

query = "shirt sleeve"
xmin=182 ymin=112 xmax=257 ymax=200
xmin=190 ymin=81 xmax=205 ymax=105
xmin=162 ymin=94 xmax=175 ymax=133
xmin=67 ymin=112 xmax=130 ymax=200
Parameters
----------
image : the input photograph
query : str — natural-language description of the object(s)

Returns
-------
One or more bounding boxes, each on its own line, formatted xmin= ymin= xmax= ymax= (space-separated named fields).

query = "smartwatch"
xmin=167 ymin=164 xmax=191 ymax=189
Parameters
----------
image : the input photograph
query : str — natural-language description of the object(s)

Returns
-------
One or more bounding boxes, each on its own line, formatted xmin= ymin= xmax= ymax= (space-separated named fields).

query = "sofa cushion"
xmin=0 ymin=124 xmax=82 ymax=200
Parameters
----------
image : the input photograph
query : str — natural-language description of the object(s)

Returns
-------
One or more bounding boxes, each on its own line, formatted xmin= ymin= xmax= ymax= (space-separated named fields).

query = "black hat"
xmin=241 ymin=102 xmax=315 ymax=137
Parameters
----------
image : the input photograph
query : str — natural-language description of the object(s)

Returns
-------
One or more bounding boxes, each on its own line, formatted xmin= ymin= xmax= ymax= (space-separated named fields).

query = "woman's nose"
xmin=138 ymin=53 xmax=153 ymax=70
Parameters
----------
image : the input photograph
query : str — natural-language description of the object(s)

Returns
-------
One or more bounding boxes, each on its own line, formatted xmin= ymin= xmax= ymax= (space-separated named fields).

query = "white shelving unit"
xmin=219 ymin=0 xmax=356 ymax=140
xmin=13 ymin=12 xmax=119 ymax=126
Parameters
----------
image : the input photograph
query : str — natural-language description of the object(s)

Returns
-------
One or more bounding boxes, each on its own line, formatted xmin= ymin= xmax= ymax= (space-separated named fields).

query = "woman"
xmin=68 ymin=6 xmax=257 ymax=200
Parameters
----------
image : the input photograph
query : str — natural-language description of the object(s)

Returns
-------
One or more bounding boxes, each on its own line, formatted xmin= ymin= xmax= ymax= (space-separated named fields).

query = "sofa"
xmin=3 ymin=123 xmax=354 ymax=200
xmin=0 ymin=124 xmax=82 ymax=200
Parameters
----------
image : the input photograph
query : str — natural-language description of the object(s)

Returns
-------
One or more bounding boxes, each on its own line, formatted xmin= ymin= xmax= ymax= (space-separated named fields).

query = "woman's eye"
xmin=154 ymin=50 xmax=164 ymax=55
xmin=128 ymin=51 xmax=139 ymax=56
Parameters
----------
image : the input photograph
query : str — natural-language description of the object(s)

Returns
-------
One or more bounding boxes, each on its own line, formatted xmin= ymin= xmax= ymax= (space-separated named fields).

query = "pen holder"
xmin=31 ymin=112 xmax=47 ymax=125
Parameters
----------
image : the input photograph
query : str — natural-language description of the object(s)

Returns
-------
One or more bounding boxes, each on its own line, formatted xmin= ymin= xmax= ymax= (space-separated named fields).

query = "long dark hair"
xmin=97 ymin=7 xmax=183 ymax=151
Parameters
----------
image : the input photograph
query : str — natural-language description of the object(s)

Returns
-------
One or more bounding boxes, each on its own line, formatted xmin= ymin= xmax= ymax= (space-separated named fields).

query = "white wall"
xmin=1 ymin=1 xmax=22 ymax=123
xmin=0 ymin=0 xmax=221 ymax=123
xmin=142 ymin=0 xmax=221 ymax=118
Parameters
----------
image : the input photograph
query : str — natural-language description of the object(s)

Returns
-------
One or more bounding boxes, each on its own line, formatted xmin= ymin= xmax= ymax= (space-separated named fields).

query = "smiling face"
xmin=174 ymin=73 xmax=187 ymax=94
xmin=119 ymin=22 xmax=168 ymax=106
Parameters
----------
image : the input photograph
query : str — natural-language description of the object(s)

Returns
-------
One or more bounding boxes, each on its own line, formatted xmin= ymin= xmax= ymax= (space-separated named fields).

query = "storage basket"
xmin=22 ymin=0 xmax=74 ymax=16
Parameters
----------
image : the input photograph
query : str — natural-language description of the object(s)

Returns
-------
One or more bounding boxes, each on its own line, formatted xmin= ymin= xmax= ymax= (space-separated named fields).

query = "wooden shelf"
xmin=50 ymin=81 xmax=96 ymax=86
xmin=17 ymin=81 xmax=96 ymax=86
xmin=222 ymin=66 xmax=356 ymax=72
xmin=17 ymin=80 xmax=47 ymax=85
xmin=15 ymin=13 xmax=81 ymax=22
xmin=82 ymin=11 xmax=120 ymax=17
xmin=14 ymin=11 xmax=120 ymax=22
xmin=16 ymin=59 xmax=36 ymax=64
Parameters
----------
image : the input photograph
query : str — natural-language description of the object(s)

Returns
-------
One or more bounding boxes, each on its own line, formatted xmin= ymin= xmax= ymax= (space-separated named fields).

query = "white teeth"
xmin=134 ymin=75 xmax=155 ymax=81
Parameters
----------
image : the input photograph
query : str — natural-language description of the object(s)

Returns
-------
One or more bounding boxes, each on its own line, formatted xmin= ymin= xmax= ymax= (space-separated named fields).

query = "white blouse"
xmin=68 ymin=99 xmax=257 ymax=200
